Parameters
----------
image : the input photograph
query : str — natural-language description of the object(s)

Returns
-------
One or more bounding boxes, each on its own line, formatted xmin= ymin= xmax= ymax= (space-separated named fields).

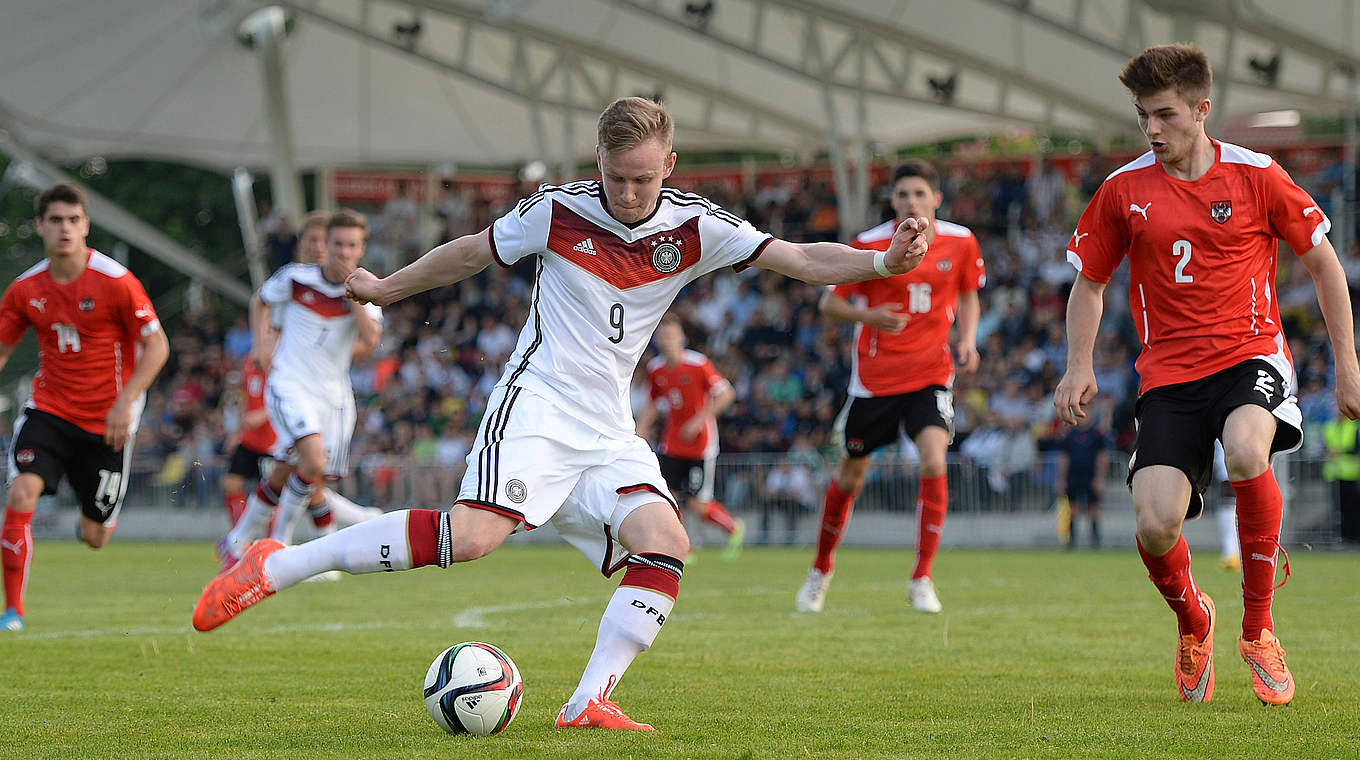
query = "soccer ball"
xmin=422 ymin=641 xmax=524 ymax=736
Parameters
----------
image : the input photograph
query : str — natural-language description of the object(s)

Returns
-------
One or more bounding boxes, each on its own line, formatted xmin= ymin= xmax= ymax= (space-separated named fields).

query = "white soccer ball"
xmin=422 ymin=641 xmax=524 ymax=736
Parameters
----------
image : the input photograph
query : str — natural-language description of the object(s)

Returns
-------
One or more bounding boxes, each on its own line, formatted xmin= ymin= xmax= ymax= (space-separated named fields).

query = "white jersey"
xmin=490 ymin=181 xmax=772 ymax=436
xmin=258 ymin=263 xmax=383 ymax=400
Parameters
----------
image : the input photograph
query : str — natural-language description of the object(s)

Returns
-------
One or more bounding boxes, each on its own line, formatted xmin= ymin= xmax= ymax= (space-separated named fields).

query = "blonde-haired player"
xmin=195 ymin=97 xmax=929 ymax=730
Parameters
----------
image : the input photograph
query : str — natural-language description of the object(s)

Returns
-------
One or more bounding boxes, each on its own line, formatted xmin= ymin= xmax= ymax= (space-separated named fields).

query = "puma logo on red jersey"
xmin=1129 ymin=202 xmax=1151 ymax=221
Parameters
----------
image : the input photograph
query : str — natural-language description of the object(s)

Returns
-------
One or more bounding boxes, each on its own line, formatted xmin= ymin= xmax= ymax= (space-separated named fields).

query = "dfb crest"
xmin=1209 ymin=200 xmax=1232 ymax=224
xmin=650 ymin=236 xmax=682 ymax=273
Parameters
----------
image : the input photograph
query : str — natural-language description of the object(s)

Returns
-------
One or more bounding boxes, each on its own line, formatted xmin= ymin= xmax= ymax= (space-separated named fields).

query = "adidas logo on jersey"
xmin=573 ymin=238 xmax=598 ymax=255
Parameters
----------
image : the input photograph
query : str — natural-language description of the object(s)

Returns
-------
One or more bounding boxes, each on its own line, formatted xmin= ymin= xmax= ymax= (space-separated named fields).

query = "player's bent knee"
xmin=618 ymin=502 xmax=689 ymax=557
xmin=446 ymin=505 xmax=516 ymax=562
xmin=80 ymin=525 xmax=113 ymax=549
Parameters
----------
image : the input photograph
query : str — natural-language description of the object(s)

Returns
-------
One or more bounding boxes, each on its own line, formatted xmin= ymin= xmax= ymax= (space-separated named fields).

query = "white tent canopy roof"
xmin=1 ymin=0 xmax=1357 ymax=171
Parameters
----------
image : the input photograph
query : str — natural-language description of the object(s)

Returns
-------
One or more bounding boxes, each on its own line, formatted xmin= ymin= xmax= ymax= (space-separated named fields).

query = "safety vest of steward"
xmin=1322 ymin=417 xmax=1359 ymax=482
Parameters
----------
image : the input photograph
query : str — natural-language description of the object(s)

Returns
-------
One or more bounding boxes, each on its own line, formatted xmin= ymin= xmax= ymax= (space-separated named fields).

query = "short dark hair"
xmin=35 ymin=182 xmax=88 ymax=218
xmin=892 ymin=159 xmax=939 ymax=192
xmin=657 ymin=313 xmax=683 ymax=331
xmin=1118 ymin=43 xmax=1212 ymax=104
xmin=327 ymin=208 xmax=368 ymax=236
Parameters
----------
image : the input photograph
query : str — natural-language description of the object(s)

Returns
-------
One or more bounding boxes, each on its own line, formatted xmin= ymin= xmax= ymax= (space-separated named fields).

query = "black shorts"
xmin=657 ymin=453 xmax=714 ymax=502
xmin=1067 ymin=481 xmax=1101 ymax=507
xmin=1128 ymin=359 xmax=1301 ymax=520
xmin=837 ymin=386 xmax=954 ymax=458
xmin=227 ymin=443 xmax=270 ymax=480
xmin=9 ymin=408 xmax=131 ymax=525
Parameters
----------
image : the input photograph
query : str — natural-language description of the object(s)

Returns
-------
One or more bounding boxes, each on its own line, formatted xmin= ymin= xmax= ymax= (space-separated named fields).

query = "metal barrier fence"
xmin=30 ymin=451 xmax=1349 ymax=547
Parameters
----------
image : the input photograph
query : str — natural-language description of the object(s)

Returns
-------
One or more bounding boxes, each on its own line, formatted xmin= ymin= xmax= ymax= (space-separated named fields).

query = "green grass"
xmin=1 ymin=542 xmax=1358 ymax=759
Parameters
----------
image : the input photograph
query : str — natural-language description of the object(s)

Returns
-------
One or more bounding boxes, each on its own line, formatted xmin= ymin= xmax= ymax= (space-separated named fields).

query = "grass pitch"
xmin=0 ymin=540 xmax=1357 ymax=759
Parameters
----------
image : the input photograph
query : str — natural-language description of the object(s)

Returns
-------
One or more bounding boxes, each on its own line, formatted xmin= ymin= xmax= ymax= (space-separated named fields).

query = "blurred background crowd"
xmin=3 ymin=149 xmax=1346 ymax=543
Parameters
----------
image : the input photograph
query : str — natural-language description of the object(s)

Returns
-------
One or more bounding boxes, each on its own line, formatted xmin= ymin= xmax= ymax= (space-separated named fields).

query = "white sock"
xmin=1217 ymin=502 xmax=1239 ymax=557
xmin=264 ymin=510 xmax=435 ymax=590
xmin=226 ymin=488 xmax=275 ymax=556
xmin=270 ymin=473 xmax=316 ymax=545
xmin=564 ymin=587 xmax=674 ymax=721
xmin=325 ymin=489 xmax=381 ymax=527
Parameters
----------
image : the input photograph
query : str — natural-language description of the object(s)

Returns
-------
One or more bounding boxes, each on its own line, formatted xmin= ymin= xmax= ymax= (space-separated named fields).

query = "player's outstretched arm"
xmin=0 ymin=342 xmax=16 ymax=375
xmin=1053 ymin=274 xmax=1105 ymax=425
xmin=1299 ymin=239 xmax=1360 ymax=419
xmin=754 ymin=218 xmax=928 ymax=285
xmin=347 ymin=228 xmax=495 ymax=306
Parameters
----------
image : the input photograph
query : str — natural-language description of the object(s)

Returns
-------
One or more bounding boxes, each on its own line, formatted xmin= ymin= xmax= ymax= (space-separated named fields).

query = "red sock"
xmin=813 ymin=481 xmax=858 ymax=573
xmin=1137 ymin=535 xmax=1209 ymax=638
xmin=223 ymin=491 xmax=247 ymax=525
xmin=255 ymin=481 xmax=281 ymax=535
xmin=1232 ymin=469 xmax=1284 ymax=640
xmin=407 ymin=508 xmax=451 ymax=568
xmin=911 ymin=475 xmax=948 ymax=580
xmin=2 ymin=510 xmax=34 ymax=616
xmin=308 ymin=501 xmax=334 ymax=529
xmin=620 ymin=553 xmax=683 ymax=600
xmin=702 ymin=501 xmax=737 ymax=534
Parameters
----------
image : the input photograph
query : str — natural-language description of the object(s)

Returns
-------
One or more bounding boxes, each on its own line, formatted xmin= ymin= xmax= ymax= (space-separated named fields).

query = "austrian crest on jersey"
xmin=1210 ymin=200 xmax=1232 ymax=224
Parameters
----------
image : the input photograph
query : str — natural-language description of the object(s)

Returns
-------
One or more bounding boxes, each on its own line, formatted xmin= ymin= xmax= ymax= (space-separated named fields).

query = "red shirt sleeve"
xmin=0 ymin=283 xmax=29 ymax=345
xmin=701 ymin=359 xmax=729 ymax=394
xmin=117 ymin=273 xmax=161 ymax=339
xmin=961 ymin=234 xmax=986 ymax=292
xmin=1067 ymin=180 xmax=1129 ymax=284
xmin=1259 ymin=160 xmax=1330 ymax=256
xmin=830 ymin=282 xmax=862 ymax=301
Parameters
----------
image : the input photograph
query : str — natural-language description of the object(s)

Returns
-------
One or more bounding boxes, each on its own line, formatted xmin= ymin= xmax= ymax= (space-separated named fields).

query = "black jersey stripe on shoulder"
xmin=517 ymin=180 xmax=601 ymax=215
xmin=659 ymin=188 xmax=743 ymax=224
xmin=661 ymin=194 xmax=744 ymax=227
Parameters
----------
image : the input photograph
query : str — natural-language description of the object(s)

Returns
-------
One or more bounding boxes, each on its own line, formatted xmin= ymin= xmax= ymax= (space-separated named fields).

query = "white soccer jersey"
xmin=258 ymin=263 xmax=383 ymax=400
xmin=490 ymin=181 xmax=772 ymax=436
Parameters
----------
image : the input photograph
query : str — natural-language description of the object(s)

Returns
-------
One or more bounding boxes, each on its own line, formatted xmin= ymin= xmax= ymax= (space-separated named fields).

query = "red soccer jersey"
xmin=1066 ymin=140 xmax=1328 ymax=394
xmin=832 ymin=219 xmax=986 ymax=397
xmin=238 ymin=357 xmax=278 ymax=454
xmin=0 ymin=250 xmax=161 ymax=435
xmin=647 ymin=350 xmax=730 ymax=460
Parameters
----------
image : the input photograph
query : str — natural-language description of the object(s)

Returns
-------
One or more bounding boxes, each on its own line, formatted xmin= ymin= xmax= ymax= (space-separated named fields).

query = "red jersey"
xmin=238 ymin=357 xmax=278 ymax=454
xmin=1067 ymin=140 xmax=1328 ymax=394
xmin=0 ymin=250 xmax=161 ymax=435
xmin=647 ymin=350 xmax=730 ymax=460
xmin=833 ymin=219 xmax=985 ymax=397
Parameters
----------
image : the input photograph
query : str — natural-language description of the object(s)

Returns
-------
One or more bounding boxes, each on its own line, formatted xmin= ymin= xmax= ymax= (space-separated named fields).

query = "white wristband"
xmin=872 ymin=249 xmax=893 ymax=278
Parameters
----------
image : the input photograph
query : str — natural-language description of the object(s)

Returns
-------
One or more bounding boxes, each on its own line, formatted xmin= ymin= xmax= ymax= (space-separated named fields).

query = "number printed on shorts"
xmin=95 ymin=468 xmax=122 ymax=508
xmin=608 ymin=302 xmax=625 ymax=344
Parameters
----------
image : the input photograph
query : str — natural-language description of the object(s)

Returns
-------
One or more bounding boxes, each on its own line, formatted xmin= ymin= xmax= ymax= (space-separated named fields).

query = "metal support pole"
xmin=232 ymin=168 xmax=268 ymax=288
xmin=245 ymin=7 xmax=306 ymax=227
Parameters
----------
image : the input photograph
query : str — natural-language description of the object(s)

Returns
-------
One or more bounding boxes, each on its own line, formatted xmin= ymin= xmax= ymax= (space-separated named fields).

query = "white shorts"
xmin=265 ymin=379 xmax=356 ymax=479
xmin=458 ymin=385 xmax=678 ymax=576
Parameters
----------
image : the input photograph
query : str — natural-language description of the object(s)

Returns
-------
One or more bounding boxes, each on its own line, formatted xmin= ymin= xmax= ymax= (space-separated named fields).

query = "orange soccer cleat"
xmin=555 ymin=697 xmax=655 ymax=731
xmin=1174 ymin=592 xmax=1215 ymax=703
xmin=192 ymin=539 xmax=284 ymax=632
xmin=1239 ymin=628 xmax=1295 ymax=706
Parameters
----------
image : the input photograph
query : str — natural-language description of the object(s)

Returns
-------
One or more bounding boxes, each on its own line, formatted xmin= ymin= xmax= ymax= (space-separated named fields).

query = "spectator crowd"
xmin=99 ymin=151 xmax=1357 ymax=520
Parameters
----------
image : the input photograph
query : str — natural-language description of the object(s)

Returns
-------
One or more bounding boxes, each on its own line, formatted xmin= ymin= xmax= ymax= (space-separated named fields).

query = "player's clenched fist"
xmin=345 ymin=268 xmax=385 ymax=305
xmin=884 ymin=217 xmax=929 ymax=275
